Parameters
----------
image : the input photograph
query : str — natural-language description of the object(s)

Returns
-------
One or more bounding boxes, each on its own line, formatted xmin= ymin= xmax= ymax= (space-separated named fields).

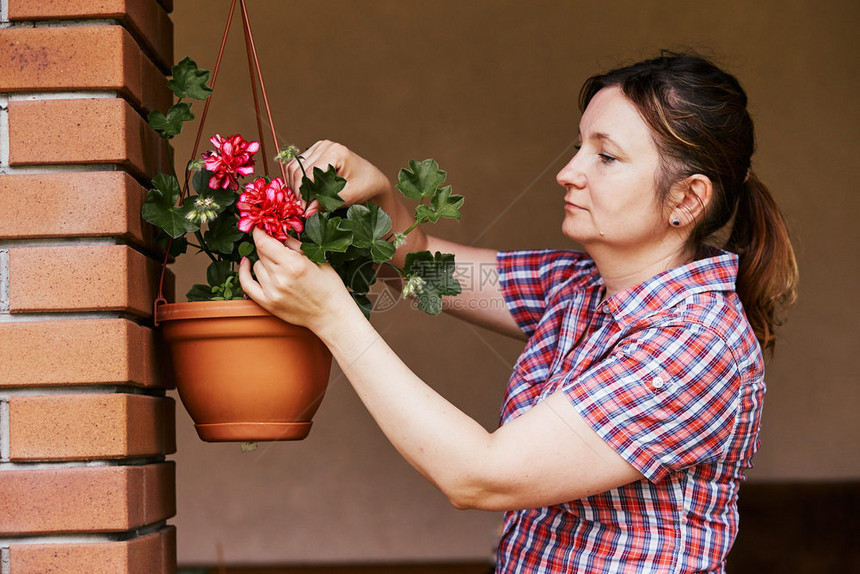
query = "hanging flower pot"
xmin=144 ymin=0 xmax=462 ymax=443
xmin=158 ymin=300 xmax=332 ymax=441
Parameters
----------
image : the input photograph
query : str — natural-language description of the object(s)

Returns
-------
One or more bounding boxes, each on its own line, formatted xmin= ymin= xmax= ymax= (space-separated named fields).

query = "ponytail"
xmin=725 ymin=172 xmax=798 ymax=353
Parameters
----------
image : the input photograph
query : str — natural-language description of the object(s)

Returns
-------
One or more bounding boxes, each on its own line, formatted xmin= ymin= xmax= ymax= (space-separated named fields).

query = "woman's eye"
xmin=598 ymin=153 xmax=616 ymax=164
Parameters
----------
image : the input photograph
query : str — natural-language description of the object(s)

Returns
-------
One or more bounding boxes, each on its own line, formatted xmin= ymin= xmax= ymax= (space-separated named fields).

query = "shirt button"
xmin=652 ymin=376 xmax=664 ymax=389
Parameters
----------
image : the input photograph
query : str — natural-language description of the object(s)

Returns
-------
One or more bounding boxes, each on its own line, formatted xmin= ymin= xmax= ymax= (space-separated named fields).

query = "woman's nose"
xmin=556 ymin=152 xmax=585 ymax=188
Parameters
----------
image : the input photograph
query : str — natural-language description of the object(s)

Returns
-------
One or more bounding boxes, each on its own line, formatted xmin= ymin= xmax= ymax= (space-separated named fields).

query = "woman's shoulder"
xmin=645 ymin=289 xmax=762 ymax=375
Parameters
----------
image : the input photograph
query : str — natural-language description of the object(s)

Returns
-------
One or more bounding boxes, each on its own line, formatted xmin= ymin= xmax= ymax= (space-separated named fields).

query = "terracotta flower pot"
xmin=157 ymin=299 xmax=332 ymax=442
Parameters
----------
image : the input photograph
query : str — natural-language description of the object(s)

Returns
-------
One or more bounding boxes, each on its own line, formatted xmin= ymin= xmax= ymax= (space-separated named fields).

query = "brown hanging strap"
xmin=154 ymin=0 xmax=285 ymax=325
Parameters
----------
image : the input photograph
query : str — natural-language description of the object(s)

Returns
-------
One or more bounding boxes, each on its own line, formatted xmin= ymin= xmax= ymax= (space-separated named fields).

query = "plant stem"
xmin=195 ymin=230 xmax=217 ymax=262
xmin=295 ymin=155 xmax=308 ymax=179
xmin=401 ymin=219 xmax=421 ymax=236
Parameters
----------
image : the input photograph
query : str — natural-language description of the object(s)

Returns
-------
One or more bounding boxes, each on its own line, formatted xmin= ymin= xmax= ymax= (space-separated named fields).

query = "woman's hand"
xmin=238 ymin=228 xmax=355 ymax=332
xmin=285 ymin=140 xmax=429 ymax=266
xmin=284 ymin=140 xmax=393 ymax=208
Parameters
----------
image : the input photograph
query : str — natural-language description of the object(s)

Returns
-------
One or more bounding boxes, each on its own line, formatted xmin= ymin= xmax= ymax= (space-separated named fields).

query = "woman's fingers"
xmin=284 ymin=141 xmax=333 ymax=187
xmin=251 ymin=227 xmax=291 ymax=263
xmin=238 ymin=256 xmax=267 ymax=304
xmin=282 ymin=234 xmax=303 ymax=252
xmin=283 ymin=139 xmax=394 ymax=215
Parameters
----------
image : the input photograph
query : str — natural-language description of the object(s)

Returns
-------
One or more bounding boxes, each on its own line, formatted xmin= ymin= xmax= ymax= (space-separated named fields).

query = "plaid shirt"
xmin=495 ymin=248 xmax=764 ymax=573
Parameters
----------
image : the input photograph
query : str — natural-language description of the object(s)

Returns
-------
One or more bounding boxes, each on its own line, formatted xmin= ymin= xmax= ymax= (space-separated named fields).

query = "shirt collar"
xmin=601 ymin=246 xmax=739 ymax=328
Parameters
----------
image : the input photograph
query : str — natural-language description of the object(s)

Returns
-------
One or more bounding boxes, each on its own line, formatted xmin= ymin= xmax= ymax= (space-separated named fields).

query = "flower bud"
xmin=402 ymin=275 xmax=426 ymax=298
xmin=185 ymin=196 xmax=220 ymax=224
xmin=275 ymin=145 xmax=301 ymax=164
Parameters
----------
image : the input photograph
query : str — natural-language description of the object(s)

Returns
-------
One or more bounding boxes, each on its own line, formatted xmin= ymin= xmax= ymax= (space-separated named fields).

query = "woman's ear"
xmin=668 ymin=174 xmax=713 ymax=228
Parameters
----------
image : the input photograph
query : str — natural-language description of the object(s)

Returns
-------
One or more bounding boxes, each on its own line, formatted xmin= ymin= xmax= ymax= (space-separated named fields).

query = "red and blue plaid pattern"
xmin=495 ymin=247 xmax=764 ymax=573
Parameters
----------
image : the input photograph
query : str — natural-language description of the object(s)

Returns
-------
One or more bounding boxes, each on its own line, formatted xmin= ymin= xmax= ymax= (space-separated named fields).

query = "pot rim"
xmin=157 ymin=299 xmax=274 ymax=322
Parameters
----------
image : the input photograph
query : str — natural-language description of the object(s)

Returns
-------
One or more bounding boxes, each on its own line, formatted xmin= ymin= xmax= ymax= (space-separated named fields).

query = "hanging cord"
xmin=239 ymin=0 xmax=288 ymax=184
xmin=153 ymin=0 xmax=287 ymax=325
xmin=154 ymin=0 xmax=239 ymax=325
xmin=241 ymin=5 xmax=270 ymax=176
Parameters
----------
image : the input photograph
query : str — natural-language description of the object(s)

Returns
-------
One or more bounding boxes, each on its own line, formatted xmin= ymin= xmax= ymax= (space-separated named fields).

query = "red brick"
xmin=8 ymin=0 xmax=173 ymax=72
xmin=0 ymin=172 xmax=153 ymax=247
xmin=7 ymin=98 xmax=170 ymax=180
xmin=0 ymin=26 xmax=170 ymax=113
xmin=8 ymin=244 xmax=169 ymax=317
xmin=9 ymin=394 xmax=176 ymax=461
xmin=0 ymin=462 xmax=176 ymax=534
xmin=0 ymin=319 xmax=168 ymax=389
xmin=9 ymin=526 xmax=177 ymax=574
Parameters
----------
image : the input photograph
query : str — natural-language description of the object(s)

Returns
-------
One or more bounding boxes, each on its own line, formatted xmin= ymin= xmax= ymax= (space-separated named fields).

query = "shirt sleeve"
xmin=563 ymin=323 xmax=742 ymax=483
xmin=497 ymin=250 xmax=585 ymax=338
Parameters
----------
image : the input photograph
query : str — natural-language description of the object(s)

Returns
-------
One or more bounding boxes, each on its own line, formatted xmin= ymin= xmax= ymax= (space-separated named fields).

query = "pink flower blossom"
xmin=202 ymin=134 xmax=260 ymax=191
xmin=236 ymin=177 xmax=305 ymax=241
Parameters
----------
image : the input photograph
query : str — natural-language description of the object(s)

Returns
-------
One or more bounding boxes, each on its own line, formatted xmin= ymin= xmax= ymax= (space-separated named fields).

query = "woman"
xmin=239 ymin=53 xmax=798 ymax=572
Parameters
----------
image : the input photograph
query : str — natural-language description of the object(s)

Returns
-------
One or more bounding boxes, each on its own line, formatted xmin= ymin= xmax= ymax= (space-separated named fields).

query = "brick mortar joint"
xmin=0 ymin=524 xmax=175 ymax=551
xmin=0 ymin=532 xmax=133 ymax=546
xmin=0 ymin=385 xmax=167 ymax=398
xmin=3 ymin=18 xmax=121 ymax=29
xmin=0 ymin=456 xmax=169 ymax=472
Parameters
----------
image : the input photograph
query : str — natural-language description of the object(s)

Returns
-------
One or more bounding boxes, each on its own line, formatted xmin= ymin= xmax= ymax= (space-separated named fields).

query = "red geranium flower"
xmin=236 ymin=177 xmax=305 ymax=241
xmin=202 ymin=134 xmax=260 ymax=191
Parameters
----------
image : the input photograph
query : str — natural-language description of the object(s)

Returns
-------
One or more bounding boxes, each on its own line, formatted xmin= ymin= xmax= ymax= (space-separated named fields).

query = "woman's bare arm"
xmin=239 ymin=231 xmax=643 ymax=511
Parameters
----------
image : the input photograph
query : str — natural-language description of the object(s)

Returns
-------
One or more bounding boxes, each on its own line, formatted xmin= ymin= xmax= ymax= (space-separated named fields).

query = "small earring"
xmin=671 ymin=219 xmax=681 ymax=227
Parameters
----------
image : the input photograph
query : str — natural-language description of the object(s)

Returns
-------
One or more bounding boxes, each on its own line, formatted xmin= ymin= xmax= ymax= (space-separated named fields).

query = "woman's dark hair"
xmin=580 ymin=51 xmax=798 ymax=352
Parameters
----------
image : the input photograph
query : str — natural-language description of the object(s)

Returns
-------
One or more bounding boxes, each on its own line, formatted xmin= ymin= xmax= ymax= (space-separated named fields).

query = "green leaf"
xmin=237 ymin=241 xmax=255 ymax=258
xmin=206 ymin=260 xmax=233 ymax=287
xmin=395 ymin=159 xmax=447 ymax=199
xmin=142 ymin=173 xmax=198 ymax=238
xmin=167 ymin=57 xmax=213 ymax=101
xmin=403 ymin=251 xmax=462 ymax=315
xmin=147 ymin=103 xmax=194 ymax=139
xmin=204 ymin=213 xmax=244 ymax=254
xmin=150 ymin=173 xmax=182 ymax=204
xmin=332 ymin=256 xmax=377 ymax=295
xmin=415 ymin=185 xmax=464 ymax=223
xmin=300 ymin=213 xmax=353 ymax=264
xmin=186 ymin=284 xmax=212 ymax=301
xmin=337 ymin=203 xmax=396 ymax=263
xmin=370 ymin=238 xmax=396 ymax=263
xmin=154 ymin=231 xmax=188 ymax=257
xmin=299 ymin=166 xmax=346 ymax=212
xmin=193 ymin=169 xmax=215 ymax=194
xmin=204 ymin=186 xmax=236 ymax=210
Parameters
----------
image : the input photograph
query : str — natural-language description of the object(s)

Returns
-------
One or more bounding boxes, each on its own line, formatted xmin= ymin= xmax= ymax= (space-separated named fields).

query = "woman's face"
xmin=557 ymin=86 xmax=669 ymax=253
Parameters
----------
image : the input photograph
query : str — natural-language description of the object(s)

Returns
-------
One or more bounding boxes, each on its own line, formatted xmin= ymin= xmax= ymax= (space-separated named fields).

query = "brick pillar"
xmin=0 ymin=1 xmax=177 ymax=572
